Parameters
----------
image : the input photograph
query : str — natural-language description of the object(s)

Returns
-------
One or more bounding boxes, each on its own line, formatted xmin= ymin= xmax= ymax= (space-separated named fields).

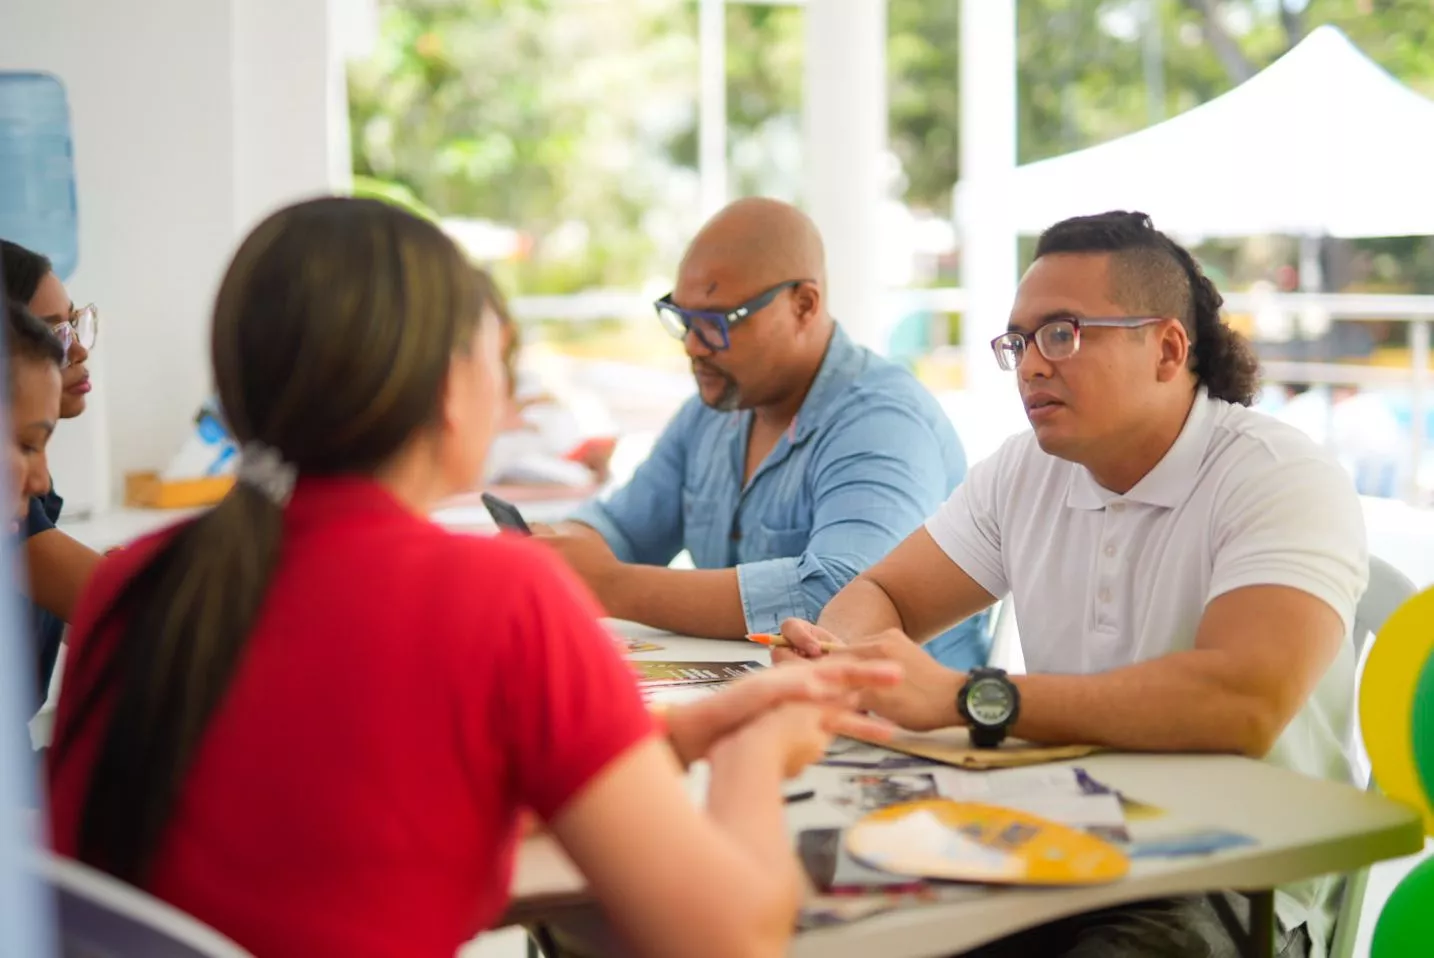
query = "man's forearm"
xmin=603 ymin=564 xmax=749 ymax=639
xmin=816 ymin=577 xmax=905 ymax=641
xmin=1012 ymin=651 xmax=1288 ymax=758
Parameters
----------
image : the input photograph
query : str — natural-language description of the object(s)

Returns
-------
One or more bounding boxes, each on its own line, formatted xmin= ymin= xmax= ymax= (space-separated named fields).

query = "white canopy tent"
xmin=1000 ymin=25 xmax=1434 ymax=239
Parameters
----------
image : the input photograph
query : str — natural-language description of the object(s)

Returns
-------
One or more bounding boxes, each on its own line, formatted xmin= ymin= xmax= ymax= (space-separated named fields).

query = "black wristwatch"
xmin=957 ymin=667 xmax=1020 ymax=749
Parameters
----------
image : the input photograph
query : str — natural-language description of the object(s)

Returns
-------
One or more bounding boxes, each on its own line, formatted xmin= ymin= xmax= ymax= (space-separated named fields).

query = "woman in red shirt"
xmin=47 ymin=198 xmax=897 ymax=958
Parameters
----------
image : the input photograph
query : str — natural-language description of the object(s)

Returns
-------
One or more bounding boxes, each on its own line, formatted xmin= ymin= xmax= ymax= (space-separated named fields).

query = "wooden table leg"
xmin=1246 ymin=889 xmax=1275 ymax=958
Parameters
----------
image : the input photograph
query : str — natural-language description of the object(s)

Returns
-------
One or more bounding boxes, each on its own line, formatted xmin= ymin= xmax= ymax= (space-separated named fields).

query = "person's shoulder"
xmin=1207 ymin=398 xmax=1345 ymax=472
xmin=1204 ymin=399 xmax=1359 ymax=507
xmin=419 ymin=528 xmax=578 ymax=602
xmin=99 ymin=520 xmax=193 ymax=577
xmin=69 ymin=519 xmax=195 ymax=635
xmin=837 ymin=351 xmax=953 ymax=431
xmin=974 ymin=428 xmax=1068 ymax=490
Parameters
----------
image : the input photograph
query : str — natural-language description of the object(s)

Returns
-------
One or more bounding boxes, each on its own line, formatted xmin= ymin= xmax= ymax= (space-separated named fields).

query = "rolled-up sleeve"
xmin=569 ymin=401 xmax=694 ymax=567
xmin=734 ymin=401 xmax=958 ymax=633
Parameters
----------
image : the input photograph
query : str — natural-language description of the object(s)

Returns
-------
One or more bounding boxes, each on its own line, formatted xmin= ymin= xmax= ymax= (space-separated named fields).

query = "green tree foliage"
xmin=349 ymin=0 xmax=1434 ymax=294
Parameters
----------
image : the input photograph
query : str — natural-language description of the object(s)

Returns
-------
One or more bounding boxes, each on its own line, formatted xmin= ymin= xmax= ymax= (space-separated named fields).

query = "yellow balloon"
xmin=1360 ymin=586 xmax=1434 ymax=835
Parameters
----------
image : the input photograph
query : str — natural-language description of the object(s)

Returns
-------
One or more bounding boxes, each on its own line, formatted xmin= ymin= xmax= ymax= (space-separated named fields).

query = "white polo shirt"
xmin=927 ymin=389 xmax=1368 ymax=951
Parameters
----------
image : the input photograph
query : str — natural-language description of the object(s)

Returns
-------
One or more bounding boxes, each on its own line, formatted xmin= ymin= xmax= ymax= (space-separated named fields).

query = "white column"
xmin=803 ymin=0 xmax=887 ymax=351
xmin=957 ymin=0 xmax=1020 ymax=407
xmin=698 ymin=0 xmax=728 ymax=218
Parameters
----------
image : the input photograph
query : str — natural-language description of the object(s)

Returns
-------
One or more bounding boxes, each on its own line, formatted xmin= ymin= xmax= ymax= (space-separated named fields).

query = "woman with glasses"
xmin=2 ymin=239 xmax=103 ymax=702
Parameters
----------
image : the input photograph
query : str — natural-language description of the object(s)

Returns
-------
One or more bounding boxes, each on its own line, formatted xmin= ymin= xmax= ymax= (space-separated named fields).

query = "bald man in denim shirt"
xmin=535 ymin=198 xmax=988 ymax=669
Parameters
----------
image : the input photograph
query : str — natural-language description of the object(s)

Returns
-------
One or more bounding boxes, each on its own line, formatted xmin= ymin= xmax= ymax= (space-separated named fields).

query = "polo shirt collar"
xmin=1065 ymin=388 xmax=1215 ymax=511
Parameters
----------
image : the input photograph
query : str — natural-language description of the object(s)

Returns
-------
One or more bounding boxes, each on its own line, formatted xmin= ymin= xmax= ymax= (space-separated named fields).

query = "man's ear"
xmin=793 ymin=281 xmax=822 ymax=329
xmin=1155 ymin=319 xmax=1191 ymax=383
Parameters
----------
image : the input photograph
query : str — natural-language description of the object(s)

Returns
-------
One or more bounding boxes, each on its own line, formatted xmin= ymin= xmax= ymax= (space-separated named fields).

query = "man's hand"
xmin=776 ymin=618 xmax=846 ymax=660
xmin=532 ymin=523 xmax=623 ymax=603
xmin=665 ymin=658 xmax=903 ymax=766
xmin=776 ymin=619 xmax=963 ymax=731
xmin=841 ymin=630 xmax=965 ymax=732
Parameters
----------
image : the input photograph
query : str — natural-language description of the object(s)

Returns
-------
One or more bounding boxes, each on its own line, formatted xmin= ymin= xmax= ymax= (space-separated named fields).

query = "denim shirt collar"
xmin=785 ymin=324 xmax=866 ymax=444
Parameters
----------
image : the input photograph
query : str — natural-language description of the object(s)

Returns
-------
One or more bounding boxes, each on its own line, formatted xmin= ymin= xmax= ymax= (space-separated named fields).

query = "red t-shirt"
xmin=48 ymin=478 xmax=655 ymax=958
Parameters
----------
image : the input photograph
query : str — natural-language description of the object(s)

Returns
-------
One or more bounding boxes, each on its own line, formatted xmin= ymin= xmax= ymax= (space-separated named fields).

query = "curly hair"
xmin=1034 ymin=211 xmax=1260 ymax=406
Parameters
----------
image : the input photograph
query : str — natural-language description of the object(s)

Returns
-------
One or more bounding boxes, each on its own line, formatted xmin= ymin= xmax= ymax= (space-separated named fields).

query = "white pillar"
xmin=698 ymin=0 xmax=728 ymax=218
xmin=957 ymin=0 xmax=1020 ymax=407
xmin=803 ymin=0 xmax=887 ymax=351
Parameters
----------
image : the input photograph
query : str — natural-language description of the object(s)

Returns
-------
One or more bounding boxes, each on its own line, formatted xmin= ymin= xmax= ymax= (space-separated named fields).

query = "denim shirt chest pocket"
xmin=745 ymin=517 xmax=810 ymax=560
xmin=739 ymin=470 xmax=814 ymax=561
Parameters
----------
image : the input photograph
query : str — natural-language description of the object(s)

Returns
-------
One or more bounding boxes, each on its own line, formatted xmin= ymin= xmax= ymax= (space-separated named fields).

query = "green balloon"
xmin=1413 ymin=651 xmax=1434 ymax=808
xmin=1373 ymin=856 xmax=1434 ymax=957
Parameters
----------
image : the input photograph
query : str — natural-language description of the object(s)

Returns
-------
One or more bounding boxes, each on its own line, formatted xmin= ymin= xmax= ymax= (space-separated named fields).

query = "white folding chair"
xmin=1328 ymin=555 xmax=1419 ymax=958
xmin=36 ymin=852 xmax=253 ymax=957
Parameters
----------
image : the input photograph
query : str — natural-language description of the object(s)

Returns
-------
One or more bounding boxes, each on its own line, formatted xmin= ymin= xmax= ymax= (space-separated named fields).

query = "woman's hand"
xmin=710 ymin=701 xmax=884 ymax=779
xmin=665 ymin=658 xmax=901 ymax=766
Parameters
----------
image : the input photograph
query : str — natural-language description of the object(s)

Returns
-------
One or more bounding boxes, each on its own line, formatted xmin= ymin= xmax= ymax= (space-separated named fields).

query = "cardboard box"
xmin=123 ymin=471 xmax=234 ymax=510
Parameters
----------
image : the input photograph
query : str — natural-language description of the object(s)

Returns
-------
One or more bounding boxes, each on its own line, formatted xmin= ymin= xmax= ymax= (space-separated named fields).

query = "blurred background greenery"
xmin=347 ymin=0 xmax=1434 ymax=367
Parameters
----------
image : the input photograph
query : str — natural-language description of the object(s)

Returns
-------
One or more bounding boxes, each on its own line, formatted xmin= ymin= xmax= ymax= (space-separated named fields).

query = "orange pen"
xmin=746 ymin=632 xmax=841 ymax=653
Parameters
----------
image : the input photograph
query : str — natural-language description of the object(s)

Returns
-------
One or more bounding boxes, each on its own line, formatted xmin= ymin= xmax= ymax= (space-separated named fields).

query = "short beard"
xmin=695 ymin=363 xmax=741 ymax=412
xmin=705 ymin=379 xmax=741 ymax=412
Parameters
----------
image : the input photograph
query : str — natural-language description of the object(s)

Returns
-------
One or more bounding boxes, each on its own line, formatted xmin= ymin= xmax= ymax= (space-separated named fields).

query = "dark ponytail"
xmin=1159 ymin=240 xmax=1261 ymax=407
xmin=1034 ymin=211 xmax=1261 ymax=406
xmin=56 ymin=198 xmax=496 ymax=884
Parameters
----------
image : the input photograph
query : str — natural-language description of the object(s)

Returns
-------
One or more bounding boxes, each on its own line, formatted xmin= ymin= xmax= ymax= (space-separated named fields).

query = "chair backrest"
xmin=1352 ymin=555 xmax=1418 ymax=660
xmin=36 ymin=853 xmax=253 ymax=958
xmin=1329 ymin=555 xmax=1420 ymax=958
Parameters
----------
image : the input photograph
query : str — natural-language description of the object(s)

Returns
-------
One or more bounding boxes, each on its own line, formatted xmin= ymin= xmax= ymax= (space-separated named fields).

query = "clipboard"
xmin=845 ymin=726 xmax=1099 ymax=770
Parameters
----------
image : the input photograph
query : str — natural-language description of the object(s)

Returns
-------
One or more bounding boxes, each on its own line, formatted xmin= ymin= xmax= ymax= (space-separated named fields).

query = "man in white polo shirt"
xmin=782 ymin=211 xmax=1367 ymax=958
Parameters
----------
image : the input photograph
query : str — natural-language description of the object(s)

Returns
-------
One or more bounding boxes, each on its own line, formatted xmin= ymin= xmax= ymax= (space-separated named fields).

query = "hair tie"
xmin=235 ymin=442 xmax=296 ymax=506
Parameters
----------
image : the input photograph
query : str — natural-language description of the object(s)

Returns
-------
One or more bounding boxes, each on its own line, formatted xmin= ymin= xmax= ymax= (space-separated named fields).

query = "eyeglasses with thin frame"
xmin=48 ymin=303 xmax=99 ymax=368
xmin=990 ymin=315 xmax=1167 ymax=372
xmin=654 ymin=279 xmax=811 ymax=352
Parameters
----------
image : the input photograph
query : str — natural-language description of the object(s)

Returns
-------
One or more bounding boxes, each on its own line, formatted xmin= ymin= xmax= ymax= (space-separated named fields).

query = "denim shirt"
xmin=573 ymin=325 xmax=991 ymax=668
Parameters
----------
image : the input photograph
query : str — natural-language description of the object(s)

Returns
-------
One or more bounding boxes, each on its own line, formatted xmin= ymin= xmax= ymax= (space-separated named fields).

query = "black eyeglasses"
xmin=991 ymin=315 xmax=1167 ymax=371
xmin=654 ymin=279 xmax=811 ymax=352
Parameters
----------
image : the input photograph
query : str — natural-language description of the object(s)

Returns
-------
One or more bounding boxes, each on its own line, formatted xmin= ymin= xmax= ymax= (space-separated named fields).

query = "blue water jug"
xmin=0 ymin=72 xmax=79 ymax=280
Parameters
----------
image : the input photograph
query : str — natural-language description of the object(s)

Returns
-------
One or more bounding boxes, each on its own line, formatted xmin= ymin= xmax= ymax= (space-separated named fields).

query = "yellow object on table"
xmin=846 ymin=799 xmax=1129 ymax=885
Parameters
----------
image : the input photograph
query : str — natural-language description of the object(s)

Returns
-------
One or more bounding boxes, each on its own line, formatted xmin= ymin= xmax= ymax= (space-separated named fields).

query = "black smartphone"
xmin=797 ymin=827 xmax=925 ymax=892
xmin=480 ymin=492 xmax=532 ymax=535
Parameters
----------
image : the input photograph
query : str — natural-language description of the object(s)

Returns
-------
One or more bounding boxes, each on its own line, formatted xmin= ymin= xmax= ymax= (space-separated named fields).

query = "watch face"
xmin=967 ymin=677 xmax=1014 ymax=727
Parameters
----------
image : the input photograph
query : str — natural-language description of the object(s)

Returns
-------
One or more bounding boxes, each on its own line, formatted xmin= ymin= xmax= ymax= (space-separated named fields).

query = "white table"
xmin=510 ymin=623 xmax=1422 ymax=958
xmin=54 ymin=493 xmax=591 ymax=553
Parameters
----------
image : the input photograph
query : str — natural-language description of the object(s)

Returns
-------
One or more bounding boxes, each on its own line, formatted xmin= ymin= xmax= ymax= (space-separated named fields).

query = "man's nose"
xmin=684 ymin=327 xmax=715 ymax=358
xmin=1016 ymin=340 xmax=1053 ymax=381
